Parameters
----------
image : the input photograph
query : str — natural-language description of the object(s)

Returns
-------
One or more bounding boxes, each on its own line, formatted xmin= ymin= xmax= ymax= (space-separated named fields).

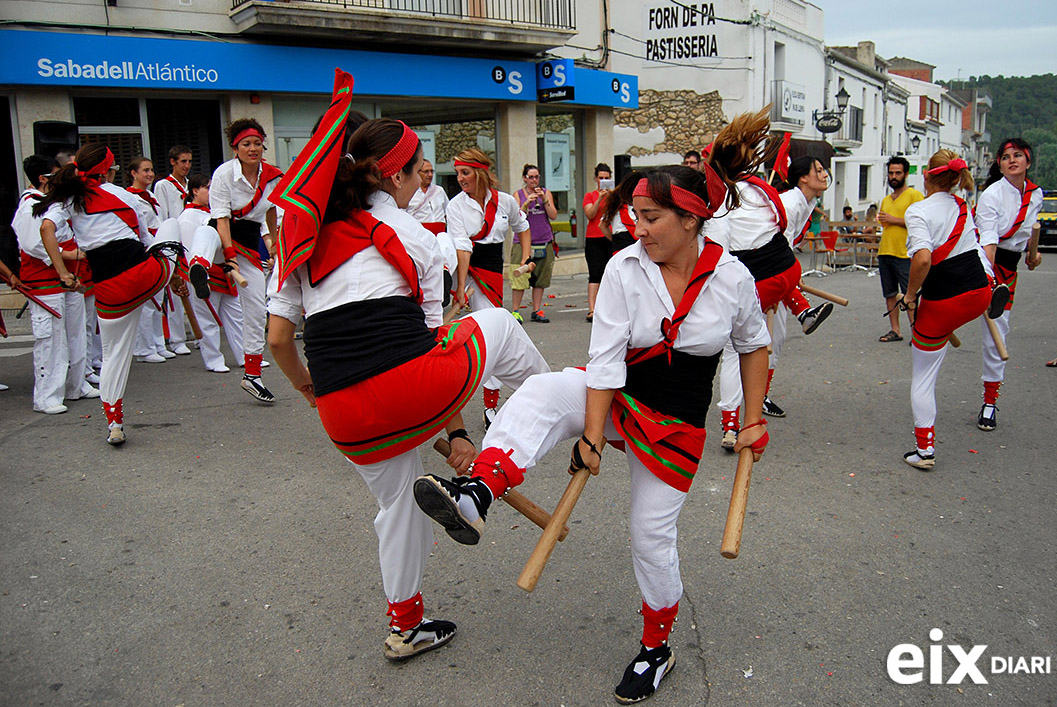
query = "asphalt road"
xmin=2 ymin=258 xmax=1056 ymax=706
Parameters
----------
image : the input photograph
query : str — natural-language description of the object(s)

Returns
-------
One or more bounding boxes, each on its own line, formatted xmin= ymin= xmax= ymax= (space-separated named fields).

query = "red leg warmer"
xmin=102 ymin=399 xmax=124 ymax=426
xmin=482 ymin=387 xmax=500 ymax=410
xmin=721 ymin=407 xmax=740 ymax=433
xmin=387 ymin=592 xmax=424 ymax=631
xmin=983 ymin=380 xmax=1001 ymax=405
xmin=470 ymin=446 xmax=526 ymax=498
xmin=244 ymin=353 xmax=263 ymax=377
xmin=641 ymin=600 xmax=679 ymax=648
xmin=914 ymin=426 xmax=935 ymax=453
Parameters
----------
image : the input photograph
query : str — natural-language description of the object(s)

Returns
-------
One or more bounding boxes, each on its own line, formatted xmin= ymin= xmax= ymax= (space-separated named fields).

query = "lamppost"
xmin=813 ymin=86 xmax=851 ymax=134
xmin=910 ymin=134 xmax=922 ymax=154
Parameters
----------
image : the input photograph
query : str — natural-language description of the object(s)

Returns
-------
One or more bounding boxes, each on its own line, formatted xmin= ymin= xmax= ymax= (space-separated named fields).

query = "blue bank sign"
xmin=0 ymin=30 xmax=637 ymax=109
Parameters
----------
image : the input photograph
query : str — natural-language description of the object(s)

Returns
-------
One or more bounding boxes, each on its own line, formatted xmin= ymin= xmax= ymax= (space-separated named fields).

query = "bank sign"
xmin=0 ymin=29 xmax=637 ymax=109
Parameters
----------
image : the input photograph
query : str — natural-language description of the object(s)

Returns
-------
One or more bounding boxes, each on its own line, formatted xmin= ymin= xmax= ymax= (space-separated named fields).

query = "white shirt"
xmin=209 ymin=158 xmax=281 ymax=223
xmin=906 ymin=192 xmax=992 ymax=275
xmin=586 ymin=237 xmax=770 ymax=390
xmin=446 ymin=190 xmax=529 ymax=252
xmin=407 ymin=184 xmax=450 ymax=223
xmin=268 ymin=191 xmax=445 ymax=328
xmin=975 ymin=177 xmax=1044 ymax=252
xmin=154 ymin=175 xmax=189 ymax=221
xmin=42 ymin=182 xmax=152 ymax=252
xmin=780 ymin=188 xmax=811 ymax=244
xmin=609 ymin=206 xmax=636 ymax=235
xmin=12 ymin=189 xmax=74 ymax=263
xmin=128 ymin=188 xmax=162 ymax=244
xmin=703 ymin=181 xmax=783 ymax=252
xmin=177 ymin=206 xmax=211 ymax=251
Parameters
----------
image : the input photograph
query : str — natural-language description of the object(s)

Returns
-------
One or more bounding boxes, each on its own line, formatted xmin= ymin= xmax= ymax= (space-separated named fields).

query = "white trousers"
xmin=30 ymin=291 xmax=91 ymax=410
xmin=351 ymin=307 xmax=550 ymax=605
xmin=468 ymin=283 xmax=503 ymax=392
xmin=720 ymin=303 xmax=787 ymax=413
xmin=168 ymin=294 xmax=190 ymax=347
xmin=981 ymin=310 xmax=1010 ymax=383
xmin=192 ymin=291 xmax=244 ymax=371
xmin=483 ymin=367 xmax=687 ymax=610
xmin=84 ymin=294 xmax=102 ymax=371
xmin=238 ymin=256 xmax=266 ymax=361
xmin=133 ymin=298 xmax=166 ymax=356
xmin=910 ymin=344 xmax=948 ymax=432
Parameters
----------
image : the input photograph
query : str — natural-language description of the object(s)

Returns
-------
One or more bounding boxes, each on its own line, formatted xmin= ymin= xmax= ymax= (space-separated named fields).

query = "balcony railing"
xmin=833 ymin=105 xmax=863 ymax=144
xmin=231 ymin=0 xmax=576 ymax=31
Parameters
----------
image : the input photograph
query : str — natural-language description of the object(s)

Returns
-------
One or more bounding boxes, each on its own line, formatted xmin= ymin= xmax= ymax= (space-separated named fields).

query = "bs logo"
xmin=611 ymin=77 xmax=632 ymax=104
xmin=492 ymin=65 xmax=523 ymax=96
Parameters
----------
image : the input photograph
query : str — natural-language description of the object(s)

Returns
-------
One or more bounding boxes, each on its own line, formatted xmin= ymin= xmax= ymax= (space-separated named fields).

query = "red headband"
xmin=633 ymin=166 xmax=727 ymax=220
xmin=72 ymin=147 xmax=114 ymax=178
xmin=231 ymin=127 xmax=264 ymax=148
xmin=926 ymin=157 xmax=968 ymax=175
xmin=376 ymin=121 xmax=420 ymax=178
xmin=454 ymin=159 xmax=490 ymax=170
xmin=999 ymin=141 xmax=1030 ymax=160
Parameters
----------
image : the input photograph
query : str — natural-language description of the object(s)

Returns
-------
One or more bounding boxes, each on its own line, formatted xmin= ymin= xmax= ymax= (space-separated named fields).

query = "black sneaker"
xmin=988 ymin=284 xmax=1010 ymax=319
xmin=483 ymin=407 xmax=497 ymax=429
xmin=977 ymin=403 xmax=997 ymax=431
xmin=614 ymin=644 xmax=676 ymax=704
xmin=384 ymin=619 xmax=457 ymax=661
xmin=188 ymin=262 xmax=211 ymax=300
xmin=798 ymin=302 xmax=834 ymax=335
xmin=240 ymin=375 xmax=276 ymax=404
xmin=414 ymin=474 xmax=491 ymax=545
xmin=530 ymin=309 xmax=550 ymax=323
xmin=903 ymin=449 xmax=936 ymax=470
xmin=762 ymin=396 xmax=786 ymax=418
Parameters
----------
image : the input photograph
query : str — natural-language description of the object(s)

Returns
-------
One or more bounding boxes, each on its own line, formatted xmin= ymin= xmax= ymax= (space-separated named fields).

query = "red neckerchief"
xmin=127 ymin=187 xmax=160 ymax=214
xmin=625 ymin=239 xmax=725 ymax=366
xmin=470 ymin=189 xmax=499 ymax=241
xmin=740 ymin=175 xmax=788 ymax=233
xmin=164 ymin=174 xmax=188 ymax=197
xmin=184 ymin=203 xmax=210 ymax=212
xmin=931 ymin=196 xmax=968 ymax=264
xmin=999 ymin=179 xmax=1039 ymax=242
xmin=231 ymin=163 xmax=284 ymax=220
xmin=307 ymin=210 xmax=421 ymax=300
xmin=84 ymin=182 xmax=140 ymax=236
xmin=618 ymin=204 xmax=637 ymax=234
xmin=794 ymin=215 xmax=811 ymax=246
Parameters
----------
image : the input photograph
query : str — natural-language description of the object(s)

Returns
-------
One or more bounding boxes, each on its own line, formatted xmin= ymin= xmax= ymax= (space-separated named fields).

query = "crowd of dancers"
xmin=0 ymin=68 xmax=1046 ymax=702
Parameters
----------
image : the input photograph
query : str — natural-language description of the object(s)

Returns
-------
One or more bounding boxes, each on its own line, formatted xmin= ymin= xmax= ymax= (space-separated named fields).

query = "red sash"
xmin=18 ymin=253 xmax=62 ymax=295
xmin=470 ymin=190 xmax=499 ymax=241
xmin=164 ymin=174 xmax=188 ymax=198
xmin=94 ymin=255 xmax=171 ymax=320
xmin=184 ymin=203 xmax=210 ymax=213
xmin=422 ymin=222 xmax=446 ymax=235
xmin=999 ymin=180 xmax=1039 ymax=242
xmin=127 ymin=187 xmax=160 ymax=214
xmin=740 ymin=175 xmax=788 ymax=233
xmin=231 ymin=163 xmax=283 ymax=220
xmin=612 ymin=239 xmax=725 ymax=492
xmin=618 ymin=204 xmax=637 ymax=234
xmin=931 ymin=196 xmax=969 ymax=265
xmin=468 ymin=267 xmax=504 ymax=308
xmin=84 ymin=184 xmax=140 ymax=237
xmin=308 ymin=211 xmax=422 ymax=301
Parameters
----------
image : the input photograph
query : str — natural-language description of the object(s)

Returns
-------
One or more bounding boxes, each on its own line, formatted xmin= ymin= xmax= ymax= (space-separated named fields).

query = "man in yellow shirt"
xmin=877 ymin=156 xmax=924 ymax=341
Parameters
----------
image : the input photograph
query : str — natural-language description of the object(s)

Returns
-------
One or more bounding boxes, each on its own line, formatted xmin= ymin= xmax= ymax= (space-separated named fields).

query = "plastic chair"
xmin=805 ymin=231 xmax=839 ymax=277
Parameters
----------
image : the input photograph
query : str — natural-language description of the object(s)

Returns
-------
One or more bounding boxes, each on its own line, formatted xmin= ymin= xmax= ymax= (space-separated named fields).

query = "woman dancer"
xmin=267 ymin=111 xmax=549 ymax=661
xmin=901 ymin=151 xmax=993 ymax=469
xmin=446 ymin=148 xmax=532 ymax=426
xmin=415 ymin=165 xmax=770 ymax=703
xmin=33 ymin=144 xmax=183 ymax=445
xmin=599 ymin=174 xmax=640 ymax=254
xmin=210 ymin=118 xmax=283 ymax=403
xmin=974 ymin=138 xmax=1044 ymax=431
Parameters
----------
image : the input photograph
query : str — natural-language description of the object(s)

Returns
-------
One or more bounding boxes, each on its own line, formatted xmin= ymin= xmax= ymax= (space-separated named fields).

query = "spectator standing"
xmin=512 ymin=164 xmax=557 ymax=323
xmin=581 ymin=162 xmax=612 ymax=322
xmin=877 ymin=156 xmax=924 ymax=342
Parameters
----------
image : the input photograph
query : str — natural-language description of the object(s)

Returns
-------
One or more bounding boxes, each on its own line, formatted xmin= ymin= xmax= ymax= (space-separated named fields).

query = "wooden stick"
xmin=518 ymin=466 xmax=592 ymax=592
xmin=721 ymin=448 xmax=755 ymax=559
xmin=799 ymin=281 xmax=849 ymax=307
xmin=431 ymin=439 xmax=568 ymax=541
xmin=229 ymin=268 xmax=249 ymax=288
xmin=985 ymin=317 xmax=1009 ymax=360
xmin=948 ymin=332 xmax=961 ymax=348
xmin=765 ymin=307 xmax=774 ymax=354
xmin=180 ymin=294 xmax=204 ymax=340
xmin=443 ymin=287 xmax=475 ymax=325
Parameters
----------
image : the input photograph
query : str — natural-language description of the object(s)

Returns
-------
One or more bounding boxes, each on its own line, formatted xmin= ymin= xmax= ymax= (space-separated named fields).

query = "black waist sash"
xmin=730 ymin=232 xmax=797 ymax=282
xmin=612 ymin=231 xmax=636 ymax=253
xmin=303 ymin=296 xmax=436 ymax=397
xmin=622 ymin=349 xmax=720 ymax=428
xmin=85 ymin=238 xmax=149 ymax=283
xmin=994 ymin=247 xmax=1022 ymax=272
xmin=921 ymin=250 xmax=988 ymax=301
xmin=231 ymin=218 xmax=263 ymax=251
xmin=469 ymin=241 xmax=504 ymax=274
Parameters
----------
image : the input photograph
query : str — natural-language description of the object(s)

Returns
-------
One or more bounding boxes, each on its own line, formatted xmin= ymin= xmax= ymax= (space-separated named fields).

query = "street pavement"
xmin=2 ymin=256 xmax=1056 ymax=706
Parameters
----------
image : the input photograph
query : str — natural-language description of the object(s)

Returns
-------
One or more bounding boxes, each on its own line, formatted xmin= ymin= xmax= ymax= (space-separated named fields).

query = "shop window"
xmin=146 ymin=99 xmax=223 ymax=179
xmin=74 ymin=97 xmax=140 ymax=127
xmin=859 ymin=164 xmax=870 ymax=201
xmin=79 ymin=133 xmax=143 ymax=189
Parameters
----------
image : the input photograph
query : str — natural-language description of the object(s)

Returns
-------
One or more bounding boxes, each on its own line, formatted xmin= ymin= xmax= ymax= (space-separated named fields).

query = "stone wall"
xmin=615 ymin=89 xmax=725 ymax=156
xmin=428 ymin=120 xmax=496 ymax=164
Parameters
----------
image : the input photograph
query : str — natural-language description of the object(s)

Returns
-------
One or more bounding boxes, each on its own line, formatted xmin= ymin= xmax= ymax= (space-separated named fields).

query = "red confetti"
xmin=959 ymin=497 xmax=966 ymax=501
xmin=80 ymin=415 xmax=91 ymax=419
xmin=565 ymin=304 xmax=576 ymax=308
xmin=968 ymin=449 xmax=979 ymax=454
xmin=828 ymin=672 xmax=833 ymax=676
xmin=547 ymin=294 xmax=556 ymax=298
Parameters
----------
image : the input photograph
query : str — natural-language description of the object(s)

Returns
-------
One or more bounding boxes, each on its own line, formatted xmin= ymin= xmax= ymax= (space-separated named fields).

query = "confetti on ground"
xmin=849 ymin=473 xmax=855 ymax=477
xmin=742 ymin=666 xmax=753 ymax=678
xmin=80 ymin=415 xmax=91 ymax=419
xmin=969 ymin=449 xmax=979 ymax=454
xmin=547 ymin=294 xmax=556 ymax=298
xmin=565 ymin=304 xmax=576 ymax=308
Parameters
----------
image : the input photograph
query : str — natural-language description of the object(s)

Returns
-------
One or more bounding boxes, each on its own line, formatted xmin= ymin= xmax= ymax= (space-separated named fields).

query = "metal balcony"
xmin=230 ymin=0 xmax=576 ymax=55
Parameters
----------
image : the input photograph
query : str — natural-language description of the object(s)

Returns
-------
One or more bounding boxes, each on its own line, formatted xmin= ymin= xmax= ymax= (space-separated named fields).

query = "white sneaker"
xmin=172 ymin=344 xmax=192 ymax=355
xmin=208 ymin=364 xmax=231 ymax=373
xmin=86 ymin=372 xmax=101 ymax=385
xmin=0 ymin=383 xmax=9 ymax=391
xmin=107 ymin=424 xmax=126 ymax=446
xmin=157 ymin=349 xmax=177 ymax=359
xmin=137 ymin=353 xmax=166 ymax=363
xmin=82 ymin=387 xmax=101 ymax=399
xmin=40 ymin=404 xmax=68 ymax=415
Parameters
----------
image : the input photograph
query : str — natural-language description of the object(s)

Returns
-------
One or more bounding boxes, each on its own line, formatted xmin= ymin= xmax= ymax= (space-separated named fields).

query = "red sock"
xmin=722 ymin=407 xmax=740 ymax=432
xmin=470 ymin=447 xmax=525 ymax=498
xmin=641 ymin=600 xmax=679 ymax=648
xmin=482 ymin=387 xmax=499 ymax=409
xmin=102 ymin=399 xmax=123 ymax=426
xmin=983 ymin=381 xmax=1001 ymax=405
xmin=245 ymin=353 xmax=263 ymax=377
xmin=765 ymin=369 xmax=775 ymax=396
xmin=914 ymin=426 xmax=935 ymax=453
xmin=387 ymin=593 xmax=424 ymax=631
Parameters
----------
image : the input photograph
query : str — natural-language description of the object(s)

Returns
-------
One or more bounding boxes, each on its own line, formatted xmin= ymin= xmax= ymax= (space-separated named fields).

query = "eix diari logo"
xmin=887 ymin=628 xmax=1052 ymax=685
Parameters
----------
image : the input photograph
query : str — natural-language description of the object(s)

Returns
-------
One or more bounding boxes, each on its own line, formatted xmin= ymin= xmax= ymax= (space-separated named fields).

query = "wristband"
xmin=447 ymin=428 xmax=473 ymax=446
xmin=223 ymin=246 xmax=237 ymax=261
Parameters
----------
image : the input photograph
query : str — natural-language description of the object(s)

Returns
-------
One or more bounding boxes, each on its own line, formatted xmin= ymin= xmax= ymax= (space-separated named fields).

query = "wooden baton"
xmin=431 ymin=439 xmax=568 ymax=541
xmin=180 ymin=293 xmax=204 ymax=340
xmin=229 ymin=267 xmax=249 ymax=288
xmin=985 ymin=316 xmax=1009 ymax=361
xmin=948 ymin=332 xmax=962 ymax=348
xmin=799 ymin=282 xmax=849 ymax=307
xmin=721 ymin=447 xmax=755 ymax=559
xmin=766 ymin=307 xmax=774 ymax=354
xmin=443 ymin=287 xmax=475 ymax=325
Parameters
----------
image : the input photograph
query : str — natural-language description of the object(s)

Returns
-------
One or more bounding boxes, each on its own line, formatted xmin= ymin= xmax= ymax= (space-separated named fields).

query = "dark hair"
xmin=783 ymin=155 xmax=817 ymax=190
xmin=225 ymin=117 xmax=266 ymax=147
xmin=168 ymin=145 xmax=192 ymax=163
xmin=127 ymin=155 xmax=153 ymax=177
xmin=23 ymin=154 xmax=60 ymax=189
xmin=325 ymin=118 xmax=422 ymax=219
xmin=600 ymin=170 xmax=644 ymax=228
xmin=594 ymin=162 xmax=612 ymax=177
xmin=842 ymin=205 xmax=853 ymax=214
xmin=185 ymin=173 xmax=210 ymax=204
xmin=886 ymin=156 xmax=911 ymax=174
xmin=33 ymin=143 xmax=110 ymax=216
xmin=683 ymin=150 xmax=701 ymax=161
xmin=522 ymin=164 xmax=540 ymax=178
xmin=707 ymin=106 xmax=776 ymax=210
xmin=311 ymin=109 xmax=370 ymax=146
xmin=620 ymin=165 xmax=715 ymax=230
xmin=984 ymin=137 xmax=1033 ymax=189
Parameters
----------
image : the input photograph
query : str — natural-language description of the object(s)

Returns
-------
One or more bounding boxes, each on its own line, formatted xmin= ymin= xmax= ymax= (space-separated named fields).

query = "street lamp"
xmin=910 ymin=135 xmax=921 ymax=153
xmin=813 ymin=86 xmax=852 ymax=133
xmin=834 ymin=85 xmax=850 ymax=111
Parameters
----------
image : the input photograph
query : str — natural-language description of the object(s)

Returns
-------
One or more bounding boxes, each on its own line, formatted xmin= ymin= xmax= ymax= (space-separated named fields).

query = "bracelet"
xmin=447 ymin=428 xmax=473 ymax=446
xmin=223 ymin=246 xmax=238 ymax=261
